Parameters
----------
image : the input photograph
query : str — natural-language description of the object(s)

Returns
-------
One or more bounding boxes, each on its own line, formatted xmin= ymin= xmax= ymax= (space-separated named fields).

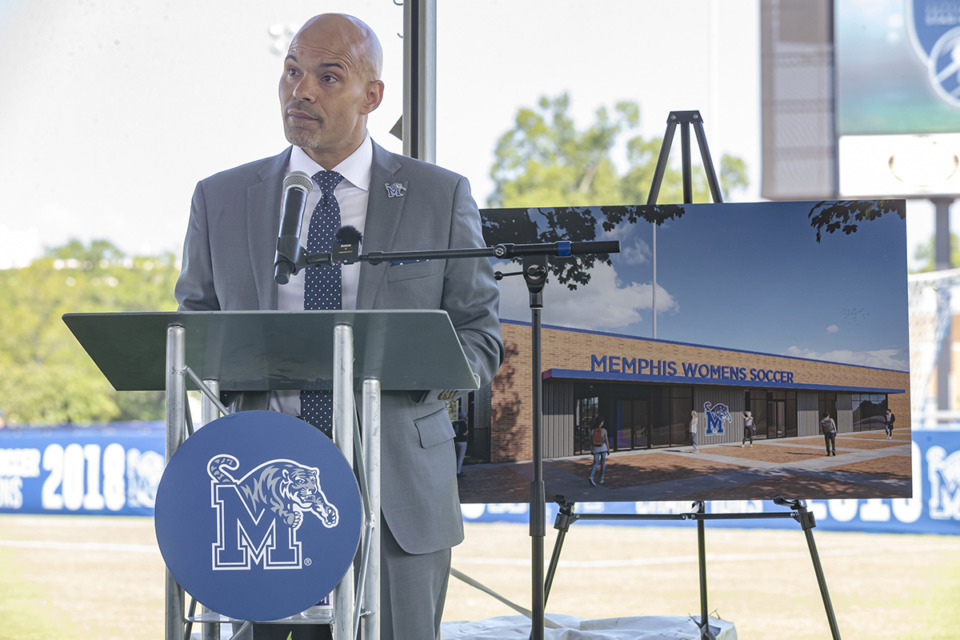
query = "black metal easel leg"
xmin=796 ymin=501 xmax=842 ymax=640
xmin=646 ymin=110 xmax=724 ymax=207
xmin=543 ymin=499 xmax=576 ymax=607
xmin=695 ymin=501 xmax=716 ymax=640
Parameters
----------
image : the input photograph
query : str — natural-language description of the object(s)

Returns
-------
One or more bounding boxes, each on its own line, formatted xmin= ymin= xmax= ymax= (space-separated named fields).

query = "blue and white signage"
xmin=909 ymin=0 xmax=960 ymax=107
xmin=0 ymin=422 xmax=165 ymax=516
xmin=703 ymin=402 xmax=732 ymax=437
xmin=154 ymin=411 xmax=362 ymax=621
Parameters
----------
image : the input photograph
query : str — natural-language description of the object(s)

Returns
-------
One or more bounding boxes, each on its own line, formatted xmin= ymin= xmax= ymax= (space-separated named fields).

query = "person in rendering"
xmin=588 ymin=418 xmax=609 ymax=486
xmin=884 ymin=409 xmax=895 ymax=439
xmin=174 ymin=13 xmax=503 ymax=640
xmin=820 ymin=412 xmax=837 ymax=456
xmin=741 ymin=410 xmax=754 ymax=448
xmin=689 ymin=409 xmax=699 ymax=453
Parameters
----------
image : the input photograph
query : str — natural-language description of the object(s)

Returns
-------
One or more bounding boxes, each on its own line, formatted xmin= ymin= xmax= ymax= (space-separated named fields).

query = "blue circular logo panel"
xmin=155 ymin=411 xmax=362 ymax=621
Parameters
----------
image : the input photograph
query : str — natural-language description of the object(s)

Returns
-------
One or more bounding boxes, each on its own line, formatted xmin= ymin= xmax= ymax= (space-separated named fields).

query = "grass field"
xmin=1 ymin=514 xmax=958 ymax=639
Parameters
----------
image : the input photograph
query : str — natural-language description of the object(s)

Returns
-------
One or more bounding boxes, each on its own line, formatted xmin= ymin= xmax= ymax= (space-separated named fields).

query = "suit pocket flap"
xmin=415 ymin=409 xmax=455 ymax=448
xmin=386 ymin=259 xmax=441 ymax=282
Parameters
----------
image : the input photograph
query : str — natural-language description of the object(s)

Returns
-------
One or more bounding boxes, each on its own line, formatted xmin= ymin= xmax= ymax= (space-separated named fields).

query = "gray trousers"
xmin=380 ymin=517 xmax=452 ymax=640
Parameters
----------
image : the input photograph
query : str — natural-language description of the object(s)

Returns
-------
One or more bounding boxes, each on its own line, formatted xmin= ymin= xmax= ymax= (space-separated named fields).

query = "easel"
xmin=540 ymin=111 xmax=842 ymax=640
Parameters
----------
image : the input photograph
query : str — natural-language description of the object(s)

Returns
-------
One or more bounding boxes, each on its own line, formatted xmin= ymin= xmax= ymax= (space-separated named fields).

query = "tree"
xmin=807 ymin=200 xmax=905 ymax=243
xmin=488 ymin=93 xmax=748 ymax=209
xmin=912 ymin=232 xmax=960 ymax=273
xmin=483 ymin=94 xmax=748 ymax=289
xmin=0 ymin=240 xmax=180 ymax=426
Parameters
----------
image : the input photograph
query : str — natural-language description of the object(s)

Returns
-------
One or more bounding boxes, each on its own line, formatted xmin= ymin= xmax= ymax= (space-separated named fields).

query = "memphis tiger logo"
xmin=207 ymin=454 xmax=339 ymax=570
xmin=928 ymin=446 xmax=960 ymax=520
xmin=703 ymin=402 xmax=733 ymax=436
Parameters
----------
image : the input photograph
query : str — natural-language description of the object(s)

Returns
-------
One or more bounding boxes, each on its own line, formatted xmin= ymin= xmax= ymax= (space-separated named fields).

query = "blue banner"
xmin=0 ymin=422 xmax=165 ymax=517
xmin=2 ymin=425 xmax=959 ymax=535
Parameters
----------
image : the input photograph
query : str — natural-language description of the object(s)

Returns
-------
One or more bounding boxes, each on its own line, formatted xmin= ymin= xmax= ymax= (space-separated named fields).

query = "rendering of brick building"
xmin=470 ymin=320 xmax=910 ymax=464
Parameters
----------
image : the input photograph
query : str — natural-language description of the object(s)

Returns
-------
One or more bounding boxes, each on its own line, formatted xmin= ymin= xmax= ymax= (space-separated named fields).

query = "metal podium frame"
xmin=63 ymin=310 xmax=479 ymax=640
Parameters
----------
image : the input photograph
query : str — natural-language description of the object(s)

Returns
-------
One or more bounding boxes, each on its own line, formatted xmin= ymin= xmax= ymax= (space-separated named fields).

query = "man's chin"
xmin=283 ymin=129 xmax=319 ymax=150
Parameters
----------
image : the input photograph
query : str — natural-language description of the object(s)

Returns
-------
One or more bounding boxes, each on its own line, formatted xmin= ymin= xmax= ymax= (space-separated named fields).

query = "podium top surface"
xmin=63 ymin=310 xmax=478 ymax=392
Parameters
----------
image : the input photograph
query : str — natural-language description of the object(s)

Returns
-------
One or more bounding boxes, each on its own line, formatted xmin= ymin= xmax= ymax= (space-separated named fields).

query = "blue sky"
xmin=490 ymin=201 xmax=910 ymax=371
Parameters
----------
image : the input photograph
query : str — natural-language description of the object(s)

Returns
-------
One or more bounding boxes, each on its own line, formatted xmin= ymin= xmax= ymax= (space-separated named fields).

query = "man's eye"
xmin=322 ymin=74 xmax=338 ymax=83
xmin=286 ymin=67 xmax=299 ymax=77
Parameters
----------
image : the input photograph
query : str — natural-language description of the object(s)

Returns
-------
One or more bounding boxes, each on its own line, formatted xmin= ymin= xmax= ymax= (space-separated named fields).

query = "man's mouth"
xmin=286 ymin=108 xmax=319 ymax=123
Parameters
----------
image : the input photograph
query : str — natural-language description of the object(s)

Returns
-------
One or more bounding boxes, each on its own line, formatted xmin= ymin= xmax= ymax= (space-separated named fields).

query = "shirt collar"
xmin=288 ymin=134 xmax=373 ymax=191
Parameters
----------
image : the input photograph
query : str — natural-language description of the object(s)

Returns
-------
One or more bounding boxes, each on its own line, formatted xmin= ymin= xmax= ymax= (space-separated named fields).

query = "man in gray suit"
xmin=175 ymin=13 xmax=503 ymax=640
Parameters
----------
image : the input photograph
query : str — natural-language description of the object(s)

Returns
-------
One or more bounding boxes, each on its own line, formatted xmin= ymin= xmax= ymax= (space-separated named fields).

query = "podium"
xmin=63 ymin=310 xmax=480 ymax=640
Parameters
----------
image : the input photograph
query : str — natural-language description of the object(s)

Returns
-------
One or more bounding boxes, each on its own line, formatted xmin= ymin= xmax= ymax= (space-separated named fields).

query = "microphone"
xmin=332 ymin=225 xmax=362 ymax=263
xmin=275 ymin=171 xmax=314 ymax=284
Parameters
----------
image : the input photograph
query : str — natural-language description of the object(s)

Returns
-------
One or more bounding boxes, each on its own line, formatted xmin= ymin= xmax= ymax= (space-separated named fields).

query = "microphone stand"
xmin=293 ymin=238 xmax=620 ymax=640
xmin=295 ymin=240 xmax=620 ymax=270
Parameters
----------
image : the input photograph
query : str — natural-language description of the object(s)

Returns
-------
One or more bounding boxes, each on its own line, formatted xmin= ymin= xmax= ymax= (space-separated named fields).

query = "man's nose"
xmin=292 ymin=75 xmax=318 ymax=102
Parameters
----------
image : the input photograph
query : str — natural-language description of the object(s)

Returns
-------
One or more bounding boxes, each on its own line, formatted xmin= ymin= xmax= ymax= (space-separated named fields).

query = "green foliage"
xmin=0 ymin=240 xmax=179 ymax=426
xmin=807 ymin=200 xmax=906 ymax=243
xmin=912 ymin=232 xmax=960 ymax=273
xmin=488 ymin=93 xmax=748 ymax=208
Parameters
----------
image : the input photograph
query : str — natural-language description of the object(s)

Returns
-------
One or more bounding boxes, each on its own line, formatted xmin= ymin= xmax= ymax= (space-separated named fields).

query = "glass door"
xmin=767 ymin=398 xmax=786 ymax=439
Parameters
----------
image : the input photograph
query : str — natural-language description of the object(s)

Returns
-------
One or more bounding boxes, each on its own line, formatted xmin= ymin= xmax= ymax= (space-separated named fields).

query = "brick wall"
xmin=491 ymin=322 xmax=911 ymax=462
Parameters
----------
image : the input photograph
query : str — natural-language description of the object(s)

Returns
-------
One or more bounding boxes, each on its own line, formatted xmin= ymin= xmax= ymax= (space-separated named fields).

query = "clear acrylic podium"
xmin=63 ymin=310 xmax=479 ymax=640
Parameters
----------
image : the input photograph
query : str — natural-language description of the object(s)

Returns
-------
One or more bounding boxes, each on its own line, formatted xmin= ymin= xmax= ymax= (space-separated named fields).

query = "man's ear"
xmin=362 ymin=80 xmax=385 ymax=114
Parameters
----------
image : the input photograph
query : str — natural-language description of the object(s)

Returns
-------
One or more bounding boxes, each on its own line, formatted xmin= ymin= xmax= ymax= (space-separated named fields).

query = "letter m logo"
xmin=928 ymin=447 xmax=960 ymax=521
xmin=211 ymin=484 xmax=301 ymax=570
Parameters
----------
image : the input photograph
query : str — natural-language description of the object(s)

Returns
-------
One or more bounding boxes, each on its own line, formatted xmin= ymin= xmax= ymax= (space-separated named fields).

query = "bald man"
xmin=175 ymin=13 xmax=503 ymax=640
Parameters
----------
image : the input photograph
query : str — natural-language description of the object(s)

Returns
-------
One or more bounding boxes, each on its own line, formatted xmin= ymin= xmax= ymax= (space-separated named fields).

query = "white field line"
xmin=453 ymin=541 xmax=960 ymax=569
xmin=0 ymin=539 xmax=159 ymax=554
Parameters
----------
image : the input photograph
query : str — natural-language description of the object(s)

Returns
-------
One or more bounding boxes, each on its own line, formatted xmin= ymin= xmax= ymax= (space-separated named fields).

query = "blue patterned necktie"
xmin=300 ymin=170 xmax=344 ymax=436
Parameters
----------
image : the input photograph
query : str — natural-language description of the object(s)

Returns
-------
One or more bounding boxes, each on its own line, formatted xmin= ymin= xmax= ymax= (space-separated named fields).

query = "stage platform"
xmin=440 ymin=614 xmax=737 ymax=639
xmin=190 ymin=614 xmax=737 ymax=639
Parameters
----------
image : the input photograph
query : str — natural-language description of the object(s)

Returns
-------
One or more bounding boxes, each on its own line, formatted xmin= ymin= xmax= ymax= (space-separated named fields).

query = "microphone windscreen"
xmin=283 ymin=171 xmax=314 ymax=192
xmin=335 ymin=225 xmax=363 ymax=244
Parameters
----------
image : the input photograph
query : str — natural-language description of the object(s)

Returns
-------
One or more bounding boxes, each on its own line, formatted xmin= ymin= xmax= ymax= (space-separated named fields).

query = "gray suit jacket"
xmin=175 ymin=141 xmax=503 ymax=554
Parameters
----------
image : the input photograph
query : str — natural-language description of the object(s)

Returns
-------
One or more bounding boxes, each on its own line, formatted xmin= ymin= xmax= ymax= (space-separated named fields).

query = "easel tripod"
xmin=539 ymin=110 xmax=842 ymax=640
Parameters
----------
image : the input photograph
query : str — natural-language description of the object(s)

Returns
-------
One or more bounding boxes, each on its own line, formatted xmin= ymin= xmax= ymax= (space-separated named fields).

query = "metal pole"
xmin=696 ymin=501 xmax=711 ymax=639
xmin=934 ymin=197 xmax=953 ymax=417
xmin=530 ymin=301 xmax=545 ymax=640
xmin=165 ymin=324 xmax=186 ymax=640
xmin=520 ymin=253 xmax=548 ymax=640
xmin=200 ymin=379 xmax=221 ymax=640
xmin=543 ymin=503 xmax=576 ymax=607
xmin=333 ymin=323 xmax=355 ymax=640
xmin=361 ymin=377 xmax=381 ymax=640
xmin=402 ymin=0 xmax=437 ymax=162
xmin=692 ymin=116 xmax=723 ymax=203
xmin=681 ymin=120 xmax=693 ymax=204
xmin=796 ymin=502 xmax=842 ymax=639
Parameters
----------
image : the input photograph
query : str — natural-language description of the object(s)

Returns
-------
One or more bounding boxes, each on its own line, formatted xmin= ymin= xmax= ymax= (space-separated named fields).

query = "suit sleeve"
xmin=440 ymin=176 xmax=504 ymax=387
xmin=175 ymin=181 xmax=220 ymax=311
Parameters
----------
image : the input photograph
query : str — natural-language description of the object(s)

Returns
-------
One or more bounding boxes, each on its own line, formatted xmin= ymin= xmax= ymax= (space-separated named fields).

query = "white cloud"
xmin=495 ymin=261 xmax=675 ymax=332
xmin=783 ymin=345 xmax=908 ymax=371
xmin=826 ymin=324 xmax=840 ymax=333
xmin=617 ymin=237 xmax=652 ymax=266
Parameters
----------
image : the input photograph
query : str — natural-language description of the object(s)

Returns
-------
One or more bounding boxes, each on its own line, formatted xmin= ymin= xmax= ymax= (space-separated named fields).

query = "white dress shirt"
xmin=277 ymin=135 xmax=372 ymax=312
xmin=272 ymin=135 xmax=373 ymax=416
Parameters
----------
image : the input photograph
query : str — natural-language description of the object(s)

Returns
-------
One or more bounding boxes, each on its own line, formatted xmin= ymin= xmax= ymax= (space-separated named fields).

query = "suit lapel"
xmin=357 ymin=143 xmax=407 ymax=310
xmin=248 ymin=149 xmax=292 ymax=310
